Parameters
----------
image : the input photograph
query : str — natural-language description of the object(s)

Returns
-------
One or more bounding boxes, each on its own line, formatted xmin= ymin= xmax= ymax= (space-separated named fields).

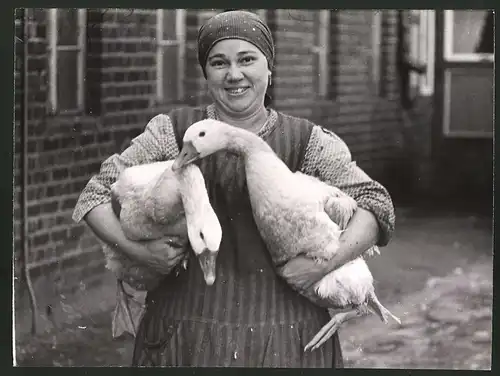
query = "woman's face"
xmin=205 ymin=39 xmax=270 ymax=117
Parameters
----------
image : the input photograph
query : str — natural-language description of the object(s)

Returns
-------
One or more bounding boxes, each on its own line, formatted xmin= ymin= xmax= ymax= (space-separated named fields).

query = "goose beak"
xmin=197 ymin=249 xmax=218 ymax=286
xmin=172 ymin=142 xmax=200 ymax=171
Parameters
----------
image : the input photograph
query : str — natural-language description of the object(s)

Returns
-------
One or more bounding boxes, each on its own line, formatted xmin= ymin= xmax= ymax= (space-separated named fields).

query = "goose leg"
xmin=366 ymin=291 xmax=401 ymax=325
xmin=304 ymin=306 xmax=371 ymax=352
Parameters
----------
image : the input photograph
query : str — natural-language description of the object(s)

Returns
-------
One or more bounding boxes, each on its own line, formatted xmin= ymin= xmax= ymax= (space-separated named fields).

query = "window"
xmin=408 ymin=10 xmax=436 ymax=95
xmin=156 ymin=9 xmax=186 ymax=103
xmin=443 ymin=10 xmax=494 ymax=62
xmin=443 ymin=67 xmax=493 ymax=138
xmin=47 ymin=8 xmax=87 ymax=114
xmin=442 ymin=10 xmax=494 ymax=138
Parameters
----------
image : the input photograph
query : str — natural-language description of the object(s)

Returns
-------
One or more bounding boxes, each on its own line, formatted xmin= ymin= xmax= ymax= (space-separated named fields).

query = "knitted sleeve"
xmin=299 ymin=125 xmax=396 ymax=246
xmin=72 ymin=114 xmax=180 ymax=223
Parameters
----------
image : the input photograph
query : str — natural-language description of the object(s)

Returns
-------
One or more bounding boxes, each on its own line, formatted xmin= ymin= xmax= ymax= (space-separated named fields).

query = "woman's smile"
xmin=225 ymin=86 xmax=250 ymax=96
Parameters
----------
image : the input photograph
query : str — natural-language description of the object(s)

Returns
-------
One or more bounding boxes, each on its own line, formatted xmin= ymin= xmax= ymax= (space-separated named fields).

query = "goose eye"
xmin=199 ymin=231 xmax=205 ymax=240
xmin=199 ymin=131 xmax=206 ymax=137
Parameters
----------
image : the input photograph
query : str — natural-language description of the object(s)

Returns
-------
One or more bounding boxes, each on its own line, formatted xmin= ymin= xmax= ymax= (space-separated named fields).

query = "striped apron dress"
xmin=131 ymin=107 xmax=344 ymax=367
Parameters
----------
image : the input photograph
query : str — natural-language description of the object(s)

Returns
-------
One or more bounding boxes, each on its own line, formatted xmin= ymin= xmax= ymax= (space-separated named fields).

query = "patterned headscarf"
xmin=197 ymin=10 xmax=275 ymax=77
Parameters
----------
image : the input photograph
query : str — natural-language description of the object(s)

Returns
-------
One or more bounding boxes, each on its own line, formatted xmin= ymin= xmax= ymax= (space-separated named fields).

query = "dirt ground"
xmin=15 ymin=207 xmax=493 ymax=369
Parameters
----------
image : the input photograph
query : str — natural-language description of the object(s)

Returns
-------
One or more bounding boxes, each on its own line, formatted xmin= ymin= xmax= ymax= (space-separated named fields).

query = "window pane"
xmin=162 ymin=9 xmax=177 ymax=40
xmin=451 ymin=10 xmax=492 ymax=54
xmin=446 ymin=68 xmax=493 ymax=135
xmin=57 ymin=50 xmax=78 ymax=111
xmin=162 ymin=46 xmax=179 ymax=102
xmin=57 ymin=8 xmax=79 ymax=46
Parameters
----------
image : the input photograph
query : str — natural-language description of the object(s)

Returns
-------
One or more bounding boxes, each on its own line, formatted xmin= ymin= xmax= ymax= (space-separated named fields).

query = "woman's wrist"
xmin=115 ymin=238 xmax=149 ymax=264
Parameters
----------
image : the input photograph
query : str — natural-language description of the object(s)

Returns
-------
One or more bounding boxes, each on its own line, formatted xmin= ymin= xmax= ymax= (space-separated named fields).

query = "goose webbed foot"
xmin=366 ymin=291 xmax=401 ymax=325
xmin=304 ymin=306 xmax=370 ymax=352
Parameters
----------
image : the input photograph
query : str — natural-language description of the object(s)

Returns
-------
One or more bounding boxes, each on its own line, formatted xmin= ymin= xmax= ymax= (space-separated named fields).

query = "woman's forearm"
xmin=84 ymin=202 xmax=150 ymax=262
xmin=324 ymin=207 xmax=380 ymax=274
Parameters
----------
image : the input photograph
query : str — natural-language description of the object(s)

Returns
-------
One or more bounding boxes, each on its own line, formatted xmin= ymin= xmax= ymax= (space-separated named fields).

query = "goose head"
xmin=186 ymin=205 xmax=222 ymax=286
xmin=172 ymin=119 xmax=233 ymax=170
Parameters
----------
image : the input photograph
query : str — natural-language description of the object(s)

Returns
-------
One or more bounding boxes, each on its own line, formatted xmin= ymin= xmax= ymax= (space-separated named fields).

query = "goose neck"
xmin=225 ymin=127 xmax=271 ymax=156
xmin=177 ymin=165 xmax=208 ymax=216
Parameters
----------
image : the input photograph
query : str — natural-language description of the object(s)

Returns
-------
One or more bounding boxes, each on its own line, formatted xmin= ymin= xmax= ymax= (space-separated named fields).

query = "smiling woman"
xmin=72 ymin=9 xmax=395 ymax=368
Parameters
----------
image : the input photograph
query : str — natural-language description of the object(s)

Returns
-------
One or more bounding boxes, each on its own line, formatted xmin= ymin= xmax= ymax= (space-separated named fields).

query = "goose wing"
xmin=293 ymin=171 xmax=356 ymax=230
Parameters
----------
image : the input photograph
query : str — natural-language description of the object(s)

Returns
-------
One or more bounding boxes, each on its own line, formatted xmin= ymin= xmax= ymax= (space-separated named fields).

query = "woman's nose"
xmin=226 ymin=64 xmax=244 ymax=81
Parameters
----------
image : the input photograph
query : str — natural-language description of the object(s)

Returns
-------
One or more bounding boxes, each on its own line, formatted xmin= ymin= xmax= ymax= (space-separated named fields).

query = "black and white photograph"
xmin=13 ymin=8 xmax=494 ymax=368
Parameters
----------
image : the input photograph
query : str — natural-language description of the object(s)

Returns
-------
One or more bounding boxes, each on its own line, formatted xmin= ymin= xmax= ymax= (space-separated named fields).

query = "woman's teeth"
xmin=226 ymin=88 xmax=247 ymax=95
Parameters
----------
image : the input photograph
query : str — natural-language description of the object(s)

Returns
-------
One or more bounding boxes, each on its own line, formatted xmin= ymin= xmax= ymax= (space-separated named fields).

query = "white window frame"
xmin=311 ymin=10 xmax=330 ymax=97
xmin=371 ymin=10 xmax=382 ymax=94
xmin=156 ymin=9 xmax=186 ymax=103
xmin=443 ymin=9 xmax=494 ymax=62
xmin=408 ymin=10 xmax=436 ymax=96
xmin=47 ymin=8 xmax=87 ymax=113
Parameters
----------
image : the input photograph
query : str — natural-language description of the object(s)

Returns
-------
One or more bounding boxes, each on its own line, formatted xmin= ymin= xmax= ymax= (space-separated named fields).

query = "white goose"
xmin=172 ymin=119 xmax=400 ymax=351
xmin=103 ymin=161 xmax=222 ymax=338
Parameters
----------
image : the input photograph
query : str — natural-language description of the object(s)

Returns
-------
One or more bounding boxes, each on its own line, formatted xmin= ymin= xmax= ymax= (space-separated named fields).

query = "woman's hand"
xmin=117 ymin=237 xmax=188 ymax=290
xmin=277 ymin=256 xmax=333 ymax=308
xmin=136 ymin=237 xmax=188 ymax=275
xmin=277 ymin=256 xmax=330 ymax=293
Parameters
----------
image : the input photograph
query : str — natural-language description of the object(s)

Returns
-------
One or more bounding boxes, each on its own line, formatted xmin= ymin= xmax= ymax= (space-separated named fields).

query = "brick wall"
xmin=14 ymin=8 xmax=407 ymax=317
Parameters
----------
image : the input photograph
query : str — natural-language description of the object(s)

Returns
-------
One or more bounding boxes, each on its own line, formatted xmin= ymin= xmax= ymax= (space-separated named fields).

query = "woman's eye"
xmin=210 ymin=60 xmax=226 ymax=67
xmin=240 ymin=56 xmax=255 ymax=64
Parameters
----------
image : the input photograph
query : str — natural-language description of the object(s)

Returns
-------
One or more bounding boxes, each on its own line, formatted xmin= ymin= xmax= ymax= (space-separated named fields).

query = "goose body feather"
xmin=111 ymin=161 xmax=187 ymax=243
